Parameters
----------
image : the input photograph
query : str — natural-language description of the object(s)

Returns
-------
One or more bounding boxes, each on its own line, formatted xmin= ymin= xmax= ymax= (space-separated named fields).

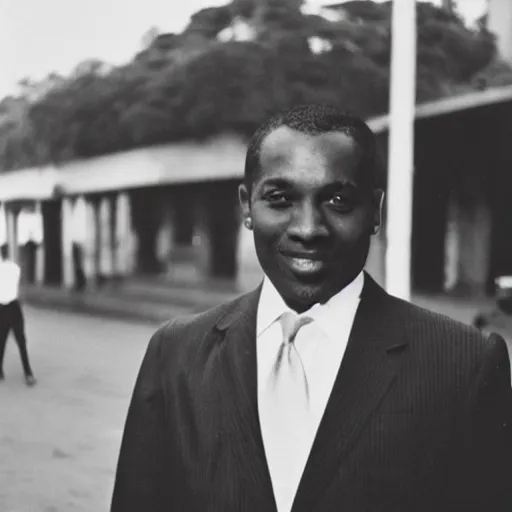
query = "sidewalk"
xmin=20 ymin=278 xmax=238 ymax=325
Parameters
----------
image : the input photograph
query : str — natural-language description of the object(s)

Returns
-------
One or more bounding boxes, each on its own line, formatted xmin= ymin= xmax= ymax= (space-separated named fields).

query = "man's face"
xmin=239 ymin=126 xmax=383 ymax=312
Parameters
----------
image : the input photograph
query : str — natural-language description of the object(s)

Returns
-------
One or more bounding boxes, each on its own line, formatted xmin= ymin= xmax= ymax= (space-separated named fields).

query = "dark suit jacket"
xmin=111 ymin=274 xmax=512 ymax=512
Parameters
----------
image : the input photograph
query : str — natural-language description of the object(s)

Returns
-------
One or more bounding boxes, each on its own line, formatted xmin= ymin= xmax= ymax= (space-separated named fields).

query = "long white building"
xmin=1 ymin=85 xmax=512 ymax=297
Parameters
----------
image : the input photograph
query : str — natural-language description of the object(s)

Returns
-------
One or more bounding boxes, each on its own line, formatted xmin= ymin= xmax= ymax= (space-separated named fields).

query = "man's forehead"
xmin=257 ymin=126 xmax=364 ymax=186
xmin=260 ymin=126 xmax=360 ymax=163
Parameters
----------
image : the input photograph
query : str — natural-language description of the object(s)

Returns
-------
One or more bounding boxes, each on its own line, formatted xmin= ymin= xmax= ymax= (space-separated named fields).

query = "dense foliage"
xmin=0 ymin=0 xmax=509 ymax=171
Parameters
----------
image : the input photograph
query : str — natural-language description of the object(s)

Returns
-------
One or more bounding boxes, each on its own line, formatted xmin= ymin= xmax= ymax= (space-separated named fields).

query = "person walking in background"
xmin=111 ymin=104 xmax=512 ymax=512
xmin=0 ymin=248 xmax=36 ymax=386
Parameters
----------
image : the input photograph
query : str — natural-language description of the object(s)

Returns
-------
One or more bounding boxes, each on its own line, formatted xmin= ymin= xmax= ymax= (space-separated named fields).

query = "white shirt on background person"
xmin=0 ymin=259 xmax=21 ymax=305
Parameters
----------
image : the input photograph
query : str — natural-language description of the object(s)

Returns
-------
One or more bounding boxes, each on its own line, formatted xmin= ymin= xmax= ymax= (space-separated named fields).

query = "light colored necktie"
xmin=262 ymin=311 xmax=314 ymax=512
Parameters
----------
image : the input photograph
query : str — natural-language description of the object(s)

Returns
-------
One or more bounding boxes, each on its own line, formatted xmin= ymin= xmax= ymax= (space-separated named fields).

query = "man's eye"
xmin=265 ymin=192 xmax=290 ymax=205
xmin=328 ymin=194 xmax=354 ymax=211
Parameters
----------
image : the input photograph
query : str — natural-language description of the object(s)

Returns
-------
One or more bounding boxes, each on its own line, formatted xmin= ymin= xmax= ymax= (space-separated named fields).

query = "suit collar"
xmin=255 ymin=271 xmax=365 ymax=339
xmin=215 ymin=272 xmax=405 ymax=350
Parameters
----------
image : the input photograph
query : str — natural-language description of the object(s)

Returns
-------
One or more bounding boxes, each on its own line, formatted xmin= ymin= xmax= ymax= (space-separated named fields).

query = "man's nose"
xmin=287 ymin=203 xmax=328 ymax=241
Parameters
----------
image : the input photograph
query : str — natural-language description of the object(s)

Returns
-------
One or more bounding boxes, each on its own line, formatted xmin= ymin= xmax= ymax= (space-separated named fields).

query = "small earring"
xmin=372 ymin=225 xmax=379 ymax=234
xmin=244 ymin=218 xmax=253 ymax=229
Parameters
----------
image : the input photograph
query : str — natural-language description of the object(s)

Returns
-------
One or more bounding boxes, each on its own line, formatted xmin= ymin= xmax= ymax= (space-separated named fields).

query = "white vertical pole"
xmin=385 ymin=0 xmax=417 ymax=300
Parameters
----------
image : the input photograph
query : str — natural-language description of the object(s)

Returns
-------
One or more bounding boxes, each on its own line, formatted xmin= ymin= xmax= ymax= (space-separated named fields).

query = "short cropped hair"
xmin=244 ymin=104 xmax=379 ymax=191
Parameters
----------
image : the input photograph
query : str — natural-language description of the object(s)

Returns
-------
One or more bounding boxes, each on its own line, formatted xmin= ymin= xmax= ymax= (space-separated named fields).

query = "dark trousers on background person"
xmin=0 ymin=300 xmax=34 ymax=378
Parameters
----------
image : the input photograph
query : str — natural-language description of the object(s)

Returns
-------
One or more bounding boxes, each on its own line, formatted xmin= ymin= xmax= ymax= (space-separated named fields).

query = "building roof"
xmin=322 ymin=2 xmax=347 ymax=10
xmin=368 ymin=84 xmax=512 ymax=133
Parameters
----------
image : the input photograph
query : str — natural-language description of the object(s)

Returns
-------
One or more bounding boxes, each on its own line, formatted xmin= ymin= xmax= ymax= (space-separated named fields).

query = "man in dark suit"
xmin=111 ymin=105 xmax=512 ymax=512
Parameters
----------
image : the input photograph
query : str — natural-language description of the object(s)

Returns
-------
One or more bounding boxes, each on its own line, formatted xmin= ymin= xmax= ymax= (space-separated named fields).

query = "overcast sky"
xmin=0 ymin=0 xmax=487 ymax=99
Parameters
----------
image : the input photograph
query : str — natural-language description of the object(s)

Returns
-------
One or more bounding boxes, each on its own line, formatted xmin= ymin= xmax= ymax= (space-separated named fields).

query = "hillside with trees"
xmin=0 ymin=0 xmax=510 ymax=172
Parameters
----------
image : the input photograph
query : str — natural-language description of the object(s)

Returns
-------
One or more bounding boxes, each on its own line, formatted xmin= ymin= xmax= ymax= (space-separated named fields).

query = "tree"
xmin=1 ymin=0 xmax=511 ymax=172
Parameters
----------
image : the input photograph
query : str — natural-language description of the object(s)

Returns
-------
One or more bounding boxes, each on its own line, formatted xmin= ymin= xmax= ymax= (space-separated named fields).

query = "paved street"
xmin=0 ymin=307 xmax=157 ymax=512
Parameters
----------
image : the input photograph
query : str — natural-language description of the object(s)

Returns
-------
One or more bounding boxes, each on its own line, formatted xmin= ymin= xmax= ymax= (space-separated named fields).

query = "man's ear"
xmin=238 ymin=183 xmax=252 ymax=229
xmin=372 ymin=189 xmax=385 ymax=234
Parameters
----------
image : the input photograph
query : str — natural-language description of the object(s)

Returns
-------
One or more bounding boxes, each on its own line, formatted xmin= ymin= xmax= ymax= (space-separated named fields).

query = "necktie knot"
xmin=280 ymin=311 xmax=312 ymax=344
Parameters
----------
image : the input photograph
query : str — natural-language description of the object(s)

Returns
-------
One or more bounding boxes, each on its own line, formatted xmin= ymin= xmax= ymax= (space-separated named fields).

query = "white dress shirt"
xmin=256 ymin=272 xmax=364 ymax=512
xmin=0 ymin=259 xmax=21 ymax=305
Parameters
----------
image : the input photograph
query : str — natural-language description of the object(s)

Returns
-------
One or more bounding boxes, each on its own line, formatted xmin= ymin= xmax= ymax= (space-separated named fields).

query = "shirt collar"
xmin=257 ymin=271 xmax=364 ymax=338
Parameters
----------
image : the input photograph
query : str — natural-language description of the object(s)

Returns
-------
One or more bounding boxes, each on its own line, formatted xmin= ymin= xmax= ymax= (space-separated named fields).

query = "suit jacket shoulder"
xmin=386 ymin=292 xmax=503 ymax=357
xmin=372 ymin=289 xmax=510 ymax=410
xmin=148 ymin=288 xmax=259 ymax=368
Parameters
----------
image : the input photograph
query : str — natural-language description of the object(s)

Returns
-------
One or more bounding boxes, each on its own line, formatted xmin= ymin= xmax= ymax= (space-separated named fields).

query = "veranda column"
xmin=0 ymin=202 xmax=7 ymax=252
xmin=114 ymin=192 xmax=135 ymax=276
xmin=6 ymin=204 xmax=19 ymax=263
xmin=99 ymin=195 xmax=114 ymax=279
xmin=82 ymin=197 xmax=98 ymax=286
xmin=61 ymin=197 xmax=75 ymax=288
xmin=34 ymin=201 xmax=45 ymax=285
xmin=457 ymin=200 xmax=491 ymax=293
xmin=194 ymin=198 xmax=212 ymax=281
xmin=443 ymin=194 xmax=460 ymax=292
xmin=71 ymin=195 xmax=89 ymax=290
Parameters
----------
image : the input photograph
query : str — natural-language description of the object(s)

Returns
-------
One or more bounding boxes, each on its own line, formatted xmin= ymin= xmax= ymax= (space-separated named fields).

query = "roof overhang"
xmin=0 ymin=167 xmax=59 ymax=202
xmin=368 ymin=84 xmax=512 ymax=134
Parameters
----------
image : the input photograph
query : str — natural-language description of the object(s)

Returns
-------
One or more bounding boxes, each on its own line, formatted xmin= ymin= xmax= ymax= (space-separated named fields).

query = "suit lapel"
xmin=214 ymin=286 xmax=277 ymax=512
xmin=292 ymin=275 xmax=409 ymax=512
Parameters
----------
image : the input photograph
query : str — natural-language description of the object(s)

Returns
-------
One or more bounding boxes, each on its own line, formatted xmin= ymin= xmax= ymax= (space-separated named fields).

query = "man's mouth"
xmin=280 ymin=252 xmax=327 ymax=275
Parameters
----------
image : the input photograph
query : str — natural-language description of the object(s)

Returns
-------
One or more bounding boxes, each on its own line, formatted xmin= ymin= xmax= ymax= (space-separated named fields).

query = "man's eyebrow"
xmin=321 ymin=180 xmax=359 ymax=192
xmin=257 ymin=178 xmax=363 ymax=194
xmin=258 ymin=178 xmax=292 ymax=189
